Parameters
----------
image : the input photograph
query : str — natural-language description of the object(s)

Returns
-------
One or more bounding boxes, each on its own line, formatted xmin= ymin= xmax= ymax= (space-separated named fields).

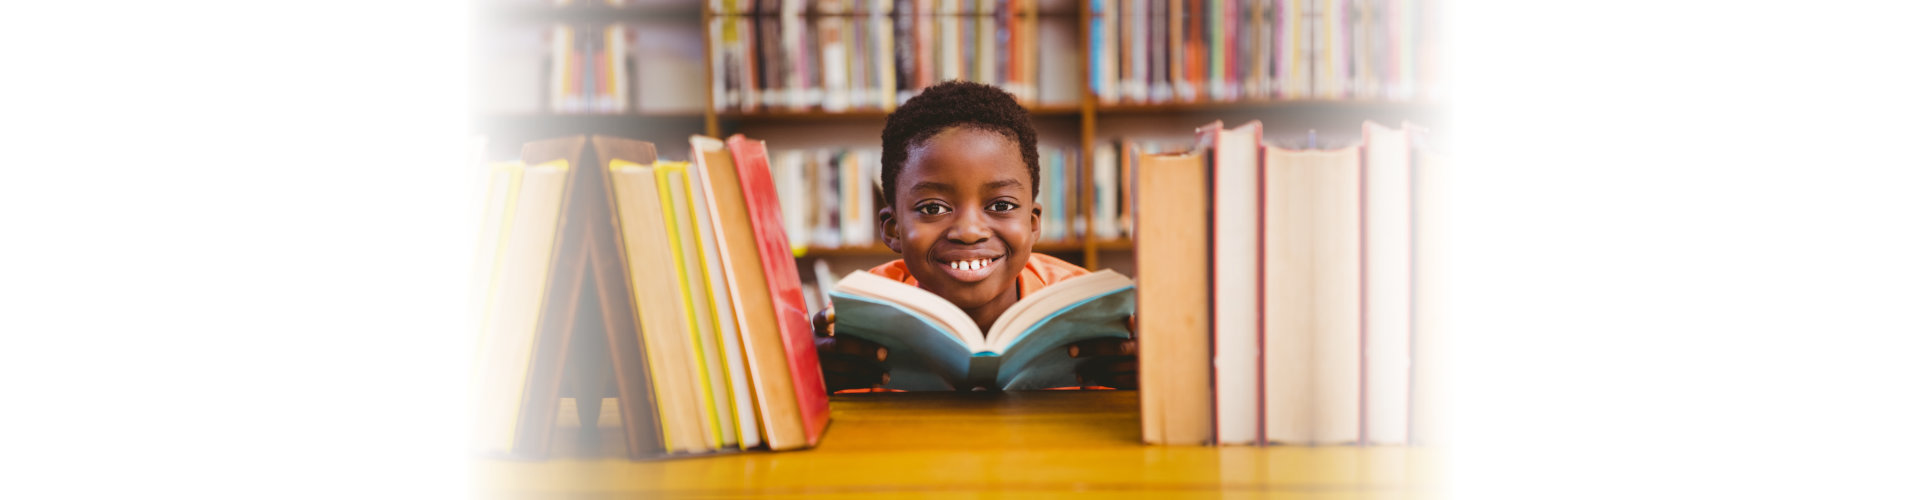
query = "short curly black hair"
xmin=880 ymin=80 xmax=1040 ymax=208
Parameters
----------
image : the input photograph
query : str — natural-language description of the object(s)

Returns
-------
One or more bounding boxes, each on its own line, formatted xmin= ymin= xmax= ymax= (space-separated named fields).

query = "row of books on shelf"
xmin=1091 ymin=0 xmax=1439 ymax=104
xmin=471 ymin=133 xmax=830 ymax=459
xmin=710 ymin=0 xmax=1061 ymax=16
xmin=1137 ymin=120 xmax=1441 ymax=445
xmin=710 ymin=11 xmax=1071 ymax=112
xmin=770 ymin=144 xmax=1109 ymax=254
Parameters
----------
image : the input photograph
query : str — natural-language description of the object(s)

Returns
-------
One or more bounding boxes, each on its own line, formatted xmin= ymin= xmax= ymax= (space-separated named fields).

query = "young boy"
xmin=812 ymin=81 xmax=1135 ymax=392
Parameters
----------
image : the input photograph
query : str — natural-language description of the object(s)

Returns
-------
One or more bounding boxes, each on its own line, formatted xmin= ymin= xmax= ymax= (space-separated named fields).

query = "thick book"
xmin=829 ymin=270 xmax=1137 ymax=391
xmin=1261 ymin=144 xmax=1317 ymax=445
xmin=1135 ymin=147 xmax=1213 ymax=445
xmin=1362 ymin=121 xmax=1413 ymax=445
xmin=1314 ymin=145 xmax=1364 ymax=445
xmin=1202 ymin=120 xmax=1263 ymax=446
xmin=1408 ymin=123 xmax=1444 ymax=446
xmin=1258 ymin=144 xmax=1364 ymax=445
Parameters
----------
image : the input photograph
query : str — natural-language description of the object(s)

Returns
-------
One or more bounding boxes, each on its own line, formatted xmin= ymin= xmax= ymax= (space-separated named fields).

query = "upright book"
xmin=1362 ymin=121 xmax=1413 ymax=445
xmin=1135 ymin=147 xmax=1214 ymax=445
xmin=830 ymin=269 xmax=1137 ymax=391
xmin=471 ymin=158 xmax=571 ymax=457
xmin=1203 ymin=120 xmax=1264 ymax=446
xmin=1258 ymin=144 xmax=1363 ymax=445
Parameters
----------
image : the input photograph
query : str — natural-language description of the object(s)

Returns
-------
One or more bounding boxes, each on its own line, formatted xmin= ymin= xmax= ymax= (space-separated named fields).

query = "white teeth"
xmin=947 ymin=258 xmax=996 ymax=272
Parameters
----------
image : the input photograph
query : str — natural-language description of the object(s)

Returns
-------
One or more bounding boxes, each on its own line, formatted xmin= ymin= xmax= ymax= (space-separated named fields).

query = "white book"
xmin=839 ymin=150 xmax=875 ymax=247
xmin=469 ymin=162 xmax=518 ymax=339
xmin=975 ymin=10 xmax=994 ymax=86
xmin=940 ymin=15 xmax=962 ymax=84
xmin=685 ymin=160 xmax=762 ymax=450
xmin=1260 ymin=147 xmax=1315 ymax=445
xmin=1409 ymin=124 xmax=1445 ymax=446
xmin=1092 ymin=141 xmax=1119 ymax=240
xmin=1313 ymin=145 xmax=1364 ymax=445
xmin=821 ymin=17 xmax=850 ymax=112
xmin=549 ymin=24 xmax=572 ymax=112
xmin=774 ymin=150 xmax=810 ymax=251
xmin=1363 ymin=121 xmax=1413 ymax=445
xmin=1206 ymin=121 xmax=1262 ymax=445
xmin=708 ymin=18 xmax=732 ymax=110
xmin=472 ymin=160 xmax=567 ymax=455
xmin=608 ymin=25 xmax=628 ymax=113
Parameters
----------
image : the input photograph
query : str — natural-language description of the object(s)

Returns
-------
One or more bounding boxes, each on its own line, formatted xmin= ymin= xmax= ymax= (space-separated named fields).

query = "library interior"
xmin=470 ymin=0 xmax=1446 ymax=497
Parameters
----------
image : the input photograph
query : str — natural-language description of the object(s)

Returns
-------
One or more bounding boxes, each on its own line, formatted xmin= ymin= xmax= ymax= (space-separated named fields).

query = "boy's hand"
xmin=813 ymin=306 xmax=891 ymax=391
xmin=1070 ymin=315 xmax=1139 ymax=389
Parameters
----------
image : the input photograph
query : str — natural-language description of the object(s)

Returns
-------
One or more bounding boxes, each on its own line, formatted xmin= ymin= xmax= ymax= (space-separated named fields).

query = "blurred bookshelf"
xmin=473 ymin=0 xmax=1444 ymax=272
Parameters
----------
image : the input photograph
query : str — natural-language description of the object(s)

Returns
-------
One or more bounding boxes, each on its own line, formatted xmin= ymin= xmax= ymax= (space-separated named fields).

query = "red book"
xmin=725 ymin=135 xmax=832 ymax=446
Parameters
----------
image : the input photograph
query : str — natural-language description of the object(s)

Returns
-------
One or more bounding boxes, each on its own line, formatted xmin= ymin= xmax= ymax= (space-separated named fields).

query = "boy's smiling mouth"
xmin=935 ymin=254 xmax=1004 ymax=283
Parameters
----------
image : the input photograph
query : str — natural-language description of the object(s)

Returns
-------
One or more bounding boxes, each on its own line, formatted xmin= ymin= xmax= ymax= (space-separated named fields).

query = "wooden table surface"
xmin=475 ymin=390 xmax=1439 ymax=499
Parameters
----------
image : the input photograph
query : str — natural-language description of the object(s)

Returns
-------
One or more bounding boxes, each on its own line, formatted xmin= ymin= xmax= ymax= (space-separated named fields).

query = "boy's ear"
xmin=1029 ymin=204 xmax=1043 ymax=238
xmin=879 ymin=206 xmax=902 ymax=254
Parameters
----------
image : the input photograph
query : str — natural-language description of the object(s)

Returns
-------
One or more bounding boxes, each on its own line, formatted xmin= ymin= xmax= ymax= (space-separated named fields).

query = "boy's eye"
xmin=988 ymin=201 xmax=1017 ymax=212
xmin=915 ymin=203 xmax=950 ymax=216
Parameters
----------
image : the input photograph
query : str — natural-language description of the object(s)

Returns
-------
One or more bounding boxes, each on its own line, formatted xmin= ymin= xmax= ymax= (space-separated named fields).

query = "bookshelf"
xmin=473 ymin=0 xmax=1443 ymax=272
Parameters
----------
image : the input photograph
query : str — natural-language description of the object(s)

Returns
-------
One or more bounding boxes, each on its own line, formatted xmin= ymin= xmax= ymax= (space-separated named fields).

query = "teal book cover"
xmin=830 ymin=270 xmax=1137 ymax=391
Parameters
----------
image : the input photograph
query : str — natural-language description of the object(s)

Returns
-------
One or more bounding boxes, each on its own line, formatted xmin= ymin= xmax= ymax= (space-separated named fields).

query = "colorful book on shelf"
xmin=1134 ymin=145 xmax=1213 ymax=445
xmin=829 ymin=270 xmax=1137 ymax=391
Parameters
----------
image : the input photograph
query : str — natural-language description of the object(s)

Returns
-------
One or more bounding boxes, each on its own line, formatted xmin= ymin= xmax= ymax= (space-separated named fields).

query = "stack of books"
xmin=1136 ymin=120 xmax=1443 ymax=445
xmin=470 ymin=134 xmax=832 ymax=459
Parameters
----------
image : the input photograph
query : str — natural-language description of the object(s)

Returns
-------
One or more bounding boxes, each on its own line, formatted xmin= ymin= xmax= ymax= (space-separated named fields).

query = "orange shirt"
xmin=864 ymin=252 xmax=1089 ymax=299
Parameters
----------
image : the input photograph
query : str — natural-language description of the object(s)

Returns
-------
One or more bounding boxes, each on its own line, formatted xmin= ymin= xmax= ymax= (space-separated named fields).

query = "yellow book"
xmin=654 ymin=161 xmax=733 ymax=449
xmin=609 ymin=158 xmax=713 ymax=454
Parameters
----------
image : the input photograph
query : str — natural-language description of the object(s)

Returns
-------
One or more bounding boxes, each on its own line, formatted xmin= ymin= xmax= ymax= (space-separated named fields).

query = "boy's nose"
xmin=947 ymin=209 xmax=991 ymax=244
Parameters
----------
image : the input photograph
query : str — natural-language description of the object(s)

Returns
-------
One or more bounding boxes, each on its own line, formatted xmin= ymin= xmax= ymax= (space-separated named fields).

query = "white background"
xmin=3 ymin=1 xmax=1916 ymax=497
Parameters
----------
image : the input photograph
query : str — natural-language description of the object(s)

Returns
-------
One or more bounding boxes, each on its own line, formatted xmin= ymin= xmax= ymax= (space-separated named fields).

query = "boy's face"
xmin=880 ymin=127 xmax=1039 ymax=313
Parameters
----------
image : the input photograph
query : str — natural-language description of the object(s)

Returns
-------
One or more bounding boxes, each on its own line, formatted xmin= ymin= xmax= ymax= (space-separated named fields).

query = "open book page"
xmin=826 ymin=292 xmax=976 ymax=390
xmin=831 ymin=269 xmax=1136 ymax=390
xmin=994 ymin=287 xmax=1135 ymax=389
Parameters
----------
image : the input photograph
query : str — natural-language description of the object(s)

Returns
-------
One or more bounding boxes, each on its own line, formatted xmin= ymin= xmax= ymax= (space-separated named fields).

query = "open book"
xmin=829 ymin=269 xmax=1136 ymax=391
